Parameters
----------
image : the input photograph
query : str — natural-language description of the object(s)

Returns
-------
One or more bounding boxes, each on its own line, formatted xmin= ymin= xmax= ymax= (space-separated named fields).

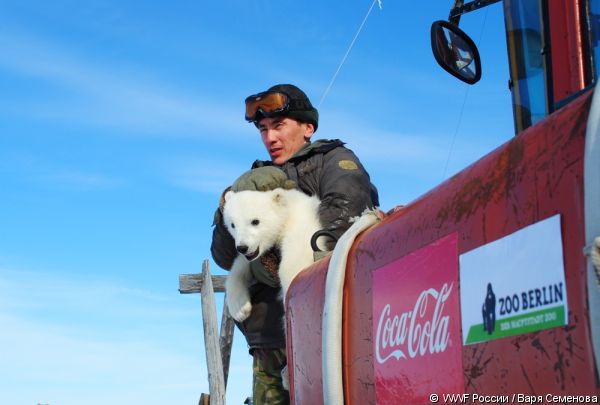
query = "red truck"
xmin=286 ymin=1 xmax=600 ymax=403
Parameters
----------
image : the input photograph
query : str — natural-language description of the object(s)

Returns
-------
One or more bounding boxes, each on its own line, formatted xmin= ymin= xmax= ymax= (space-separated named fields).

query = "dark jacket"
xmin=211 ymin=139 xmax=379 ymax=349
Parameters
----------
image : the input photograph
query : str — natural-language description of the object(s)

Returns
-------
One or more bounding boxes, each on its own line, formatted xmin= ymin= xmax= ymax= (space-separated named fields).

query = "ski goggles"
xmin=244 ymin=91 xmax=290 ymax=122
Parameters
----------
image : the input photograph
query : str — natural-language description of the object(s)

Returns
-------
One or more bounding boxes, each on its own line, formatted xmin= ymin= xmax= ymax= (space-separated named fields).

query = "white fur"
xmin=222 ymin=188 xmax=322 ymax=322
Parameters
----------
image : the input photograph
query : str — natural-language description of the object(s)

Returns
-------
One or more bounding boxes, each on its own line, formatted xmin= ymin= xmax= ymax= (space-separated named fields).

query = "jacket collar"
xmin=252 ymin=139 xmax=344 ymax=168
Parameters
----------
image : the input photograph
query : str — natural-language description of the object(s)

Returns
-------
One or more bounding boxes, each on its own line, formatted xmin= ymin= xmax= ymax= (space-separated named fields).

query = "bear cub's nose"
xmin=237 ymin=245 xmax=248 ymax=254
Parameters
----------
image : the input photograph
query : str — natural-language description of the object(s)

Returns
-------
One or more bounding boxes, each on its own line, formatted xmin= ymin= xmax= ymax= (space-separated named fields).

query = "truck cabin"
xmin=431 ymin=0 xmax=600 ymax=132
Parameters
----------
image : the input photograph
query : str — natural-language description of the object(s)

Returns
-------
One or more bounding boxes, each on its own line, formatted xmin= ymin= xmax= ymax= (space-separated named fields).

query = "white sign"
xmin=459 ymin=215 xmax=567 ymax=345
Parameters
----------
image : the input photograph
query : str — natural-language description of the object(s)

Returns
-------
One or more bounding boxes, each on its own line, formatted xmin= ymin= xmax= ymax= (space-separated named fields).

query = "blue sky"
xmin=0 ymin=1 xmax=514 ymax=404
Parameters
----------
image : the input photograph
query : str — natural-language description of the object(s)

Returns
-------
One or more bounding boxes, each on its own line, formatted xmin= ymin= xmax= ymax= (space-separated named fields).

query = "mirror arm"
xmin=449 ymin=0 xmax=465 ymax=25
xmin=449 ymin=0 xmax=502 ymax=25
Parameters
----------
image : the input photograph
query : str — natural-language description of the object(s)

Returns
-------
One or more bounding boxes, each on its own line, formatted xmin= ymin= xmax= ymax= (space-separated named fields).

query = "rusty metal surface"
xmin=287 ymin=91 xmax=597 ymax=403
xmin=286 ymin=258 xmax=329 ymax=405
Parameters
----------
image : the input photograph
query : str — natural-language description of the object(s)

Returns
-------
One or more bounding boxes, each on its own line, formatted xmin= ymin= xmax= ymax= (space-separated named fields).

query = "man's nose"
xmin=263 ymin=129 xmax=277 ymax=143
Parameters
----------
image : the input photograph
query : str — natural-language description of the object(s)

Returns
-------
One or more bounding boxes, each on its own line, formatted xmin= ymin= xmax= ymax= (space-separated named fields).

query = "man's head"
xmin=245 ymin=84 xmax=319 ymax=165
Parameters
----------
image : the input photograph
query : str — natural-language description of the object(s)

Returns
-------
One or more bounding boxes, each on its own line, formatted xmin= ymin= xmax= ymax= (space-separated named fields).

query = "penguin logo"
xmin=482 ymin=282 xmax=496 ymax=335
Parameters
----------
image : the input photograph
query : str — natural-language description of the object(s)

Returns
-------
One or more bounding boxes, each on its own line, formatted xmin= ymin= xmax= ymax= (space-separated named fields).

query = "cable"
xmin=441 ymin=87 xmax=470 ymax=179
xmin=318 ymin=0 xmax=382 ymax=108
xmin=442 ymin=6 xmax=490 ymax=180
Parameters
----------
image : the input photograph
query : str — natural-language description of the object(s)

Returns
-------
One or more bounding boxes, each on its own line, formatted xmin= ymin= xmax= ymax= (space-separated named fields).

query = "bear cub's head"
xmin=222 ymin=189 xmax=288 ymax=262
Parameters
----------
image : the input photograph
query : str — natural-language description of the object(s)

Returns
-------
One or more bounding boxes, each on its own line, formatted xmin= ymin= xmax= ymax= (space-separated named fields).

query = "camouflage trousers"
xmin=252 ymin=348 xmax=290 ymax=405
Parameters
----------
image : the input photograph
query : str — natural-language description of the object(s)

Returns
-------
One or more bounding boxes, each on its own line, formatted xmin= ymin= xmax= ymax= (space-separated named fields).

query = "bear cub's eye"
xmin=251 ymin=219 xmax=260 ymax=226
xmin=231 ymin=223 xmax=235 ymax=229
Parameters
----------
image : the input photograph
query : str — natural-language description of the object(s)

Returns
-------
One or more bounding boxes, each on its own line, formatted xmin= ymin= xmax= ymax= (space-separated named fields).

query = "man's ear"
xmin=303 ymin=123 xmax=315 ymax=142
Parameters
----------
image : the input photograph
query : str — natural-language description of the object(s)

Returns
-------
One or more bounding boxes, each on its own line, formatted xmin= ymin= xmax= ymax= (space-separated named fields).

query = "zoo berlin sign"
xmin=459 ymin=215 xmax=568 ymax=345
xmin=372 ymin=233 xmax=463 ymax=405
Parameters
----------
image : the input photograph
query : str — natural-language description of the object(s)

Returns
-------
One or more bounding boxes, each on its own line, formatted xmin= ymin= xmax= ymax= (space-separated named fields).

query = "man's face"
xmin=258 ymin=116 xmax=314 ymax=165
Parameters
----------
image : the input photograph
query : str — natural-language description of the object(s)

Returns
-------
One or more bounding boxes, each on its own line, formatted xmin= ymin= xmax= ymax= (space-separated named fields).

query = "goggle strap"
xmin=288 ymin=99 xmax=313 ymax=111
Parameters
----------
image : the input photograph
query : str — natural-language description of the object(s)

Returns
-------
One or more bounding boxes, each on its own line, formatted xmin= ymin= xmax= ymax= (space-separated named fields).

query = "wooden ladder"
xmin=179 ymin=260 xmax=236 ymax=405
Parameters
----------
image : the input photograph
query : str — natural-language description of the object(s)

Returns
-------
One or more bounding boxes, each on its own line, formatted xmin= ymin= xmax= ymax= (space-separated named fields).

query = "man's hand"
xmin=231 ymin=166 xmax=296 ymax=192
xmin=259 ymin=247 xmax=282 ymax=283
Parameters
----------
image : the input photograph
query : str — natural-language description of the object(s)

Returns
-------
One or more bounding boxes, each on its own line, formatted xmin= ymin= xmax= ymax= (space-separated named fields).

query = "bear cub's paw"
xmin=226 ymin=294 xmax=252 ymax=322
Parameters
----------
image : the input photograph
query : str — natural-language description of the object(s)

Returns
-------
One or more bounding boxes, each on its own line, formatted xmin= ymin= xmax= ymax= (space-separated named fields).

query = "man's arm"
xmin=211 ymin=185 xmax=238 ymax=270
xmin=211 ymin=206 xmax=238 ymax=270
xmin=317 ymin=147 xmax=379 ymax=245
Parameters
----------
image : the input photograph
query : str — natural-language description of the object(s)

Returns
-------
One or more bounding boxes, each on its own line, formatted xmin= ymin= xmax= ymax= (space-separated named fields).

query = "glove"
xmin=231 ymin=166 xmax=297 ymax=192
xmin=249 ymin=247 xmax=281 ymax=288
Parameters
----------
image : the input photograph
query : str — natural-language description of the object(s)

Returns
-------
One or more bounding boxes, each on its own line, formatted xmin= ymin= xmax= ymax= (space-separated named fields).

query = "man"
xmin=211 ymin=84 xmax=378 ymax=404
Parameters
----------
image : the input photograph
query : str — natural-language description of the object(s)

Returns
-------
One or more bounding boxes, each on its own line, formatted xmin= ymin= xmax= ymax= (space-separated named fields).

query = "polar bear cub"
xmin=222 ymin=188 xmax=322 ymax=322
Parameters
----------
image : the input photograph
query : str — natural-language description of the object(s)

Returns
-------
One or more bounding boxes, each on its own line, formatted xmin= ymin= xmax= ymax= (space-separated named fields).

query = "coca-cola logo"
xmin=375 ymin=283 xmax=453 ymax=364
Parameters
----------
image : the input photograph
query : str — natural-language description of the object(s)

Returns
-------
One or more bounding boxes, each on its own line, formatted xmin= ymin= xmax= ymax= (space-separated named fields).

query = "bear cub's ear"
xmin=219 ymin=186 xmax=233 ymax=210
xmin=271 ymin=189 xmax=287 ymax=206
xmin=224 ymin=190 xmax=233 ymax=203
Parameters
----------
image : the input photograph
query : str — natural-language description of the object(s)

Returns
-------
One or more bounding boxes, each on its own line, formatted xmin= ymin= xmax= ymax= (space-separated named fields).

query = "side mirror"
xmin=431 ymin=20 xmax=481 ymax=84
